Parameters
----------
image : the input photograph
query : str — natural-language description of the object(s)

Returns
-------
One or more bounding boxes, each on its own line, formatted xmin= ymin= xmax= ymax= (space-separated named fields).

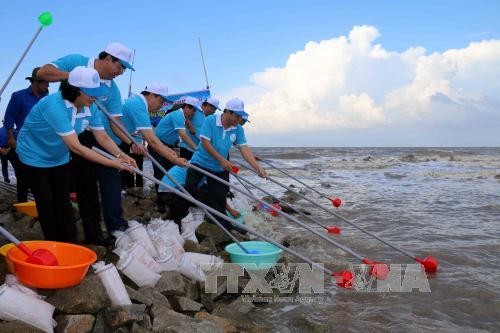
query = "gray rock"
xmin=91 ymin=311 xmax=110 ymax=333
xmin=292 ymin=314 xmax=331 ymax=333
xmin=48 ymin=274 xmax=110 ymax=314
xmin=495 ymin=174 xmax=500 ymax=179
xmin=82 ymin=245 xmax=107 ymax=261
xmin=213 ymin=296 xmax=255 ymax=318
xmin=127 ymin=286 xmax=170 ymax=308
xmin=183 ymin=240 xmax=201 ymax=253
xmin=138 ymin=313 xmax=152 ymax=331
xmin=130 ymin=322 xmax=150 ymax=333
xmin=194 ymin=311 xmax=238 ymax=333
xmin=196 ymin=223 xmax=231 ymax=246
xmin=150 ymin=304 xmax=222 ymax=333
xmin=55 ymin=314 xmax=95 ymax=333
xmin=156 ymin=271 xmax=186 ymax=296
xmin=0 ymin=320 xmax=44 ymax=333
xmin=168 ymin=296 xmax=203 ymax=312
xmin=199 ymin=273 xmax=227 ymax=312
xmin=104 ymin=304 xmax=146 ymax=330
xmin=182 ymin=277 xmax=200 ymax=301
xmin=126 ymin=187 xmax=146 ymax=198
xmin=320 ymin=182 xmax=331 ymax=188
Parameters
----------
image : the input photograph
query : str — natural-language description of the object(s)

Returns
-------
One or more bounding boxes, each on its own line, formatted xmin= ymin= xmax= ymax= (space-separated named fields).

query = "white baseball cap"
xmin=183 ymin=96 xmax=202 ymax=112
xmin=68 ymin=66 xmax=107 ymax=97
xmin=104 ymin=42 xmax=135 ymax=71
xmin=205 ymin=97 xmax=220 ymax=110
xmin=225 ymin=98 xmax=249 ymax=118
xmin=145 ymin=83 xmax=169 ymax=101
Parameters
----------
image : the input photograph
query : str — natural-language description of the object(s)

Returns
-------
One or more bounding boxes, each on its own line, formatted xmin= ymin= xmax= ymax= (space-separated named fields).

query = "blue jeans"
xmin=96 ymin=164 xmax=126 ymax=233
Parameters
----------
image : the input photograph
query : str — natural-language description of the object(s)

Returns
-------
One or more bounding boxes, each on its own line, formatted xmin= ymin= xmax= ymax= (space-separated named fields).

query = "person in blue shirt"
xmin=180 ymin=97 xmax=220 ymax=160
xmin=152 ymin=96 xmax=200 ymax=208
xmin=2 ymin=67 xmax=49 ymax=201
xmin=37 ymin=42 xmax=142 ymax=240
xmin=113 ymin=83 xmax=187 ymax=189
xmin=185 ymin=98 xmax=266 ymax=231
xmin=16 ymin=67 xmax=136 ymax=243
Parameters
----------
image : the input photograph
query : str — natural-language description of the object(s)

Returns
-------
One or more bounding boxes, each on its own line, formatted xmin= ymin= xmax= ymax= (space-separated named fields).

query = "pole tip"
xmin=326 ymin=226 xmax=341 ymax=235
xmin=38 ymin=12 xmax=53 ymax=26
xmin=416 ymin=256 xmax=438 ymax=273
xmin=332 ymin=198 xmax=342 ymax=208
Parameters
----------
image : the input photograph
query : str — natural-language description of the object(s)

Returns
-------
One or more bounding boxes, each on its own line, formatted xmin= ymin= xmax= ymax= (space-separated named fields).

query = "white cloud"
xmin=222 ymin=25 xmax=500 ymax=143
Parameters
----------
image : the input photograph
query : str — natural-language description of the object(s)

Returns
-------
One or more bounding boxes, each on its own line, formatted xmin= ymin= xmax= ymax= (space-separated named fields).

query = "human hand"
xmin=120 ymin=154 xmax=138 ymax=169
xmin=7 ymin=137 xmax=16 ymax=149
xmin=256 ymin=165 xmax=267 ymax=178
xmin=175 ymin=157 xmax=188 ymax=167
xmin=220 ymin=159 xmax=234 ymax=173
xmin=131 ymin=142 xmax=147 ymax=155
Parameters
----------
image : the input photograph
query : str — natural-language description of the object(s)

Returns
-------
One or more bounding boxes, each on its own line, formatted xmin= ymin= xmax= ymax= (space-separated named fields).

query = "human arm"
xmin=239 ymin=145 xmax=266 ymax=178
xmin=36 ymin=64 xmax=70 ymax=82
xmin=141 ymin=129 xmax=187 ymax=167
xmin=200 ymin=138 xmax=233 ymax=172
xmin=92 ymin=129 xmax=137 ymax=168
xmin=178 ymin=129 xmax=198 ymax=151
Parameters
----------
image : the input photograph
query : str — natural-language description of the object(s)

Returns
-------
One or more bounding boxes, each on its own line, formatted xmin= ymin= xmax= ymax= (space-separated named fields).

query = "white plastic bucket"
xmin=117 ymin=254 xmax=161 ymax=287
xmin=127 ymin=242 xmax=162 ymax=273
xmin=126 ymin=224 xmax=159 ymax=257
xmin=0 ymin=285 xmax=55 ymax=333
xmin=94 ymin=263 xmax=132 ymax=306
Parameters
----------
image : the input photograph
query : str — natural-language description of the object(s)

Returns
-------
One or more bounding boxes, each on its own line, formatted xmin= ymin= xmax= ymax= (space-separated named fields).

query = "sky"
xmin=1 ymin=0 xmax=499 ymax=147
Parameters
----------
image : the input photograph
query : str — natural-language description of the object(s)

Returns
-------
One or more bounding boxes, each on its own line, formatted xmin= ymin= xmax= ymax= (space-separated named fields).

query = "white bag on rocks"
xmin=4 ymin=274 xmax=43 ymax=299
xmin=178 ymin=255 xmax=206 ymax=282
xmin=183 ymin=252 xmax=223 ymax=270
xmin=116 ymin=252 xmax=161 ymax=288
xmin=112 ymin=230 xmax=133 ymax=250
xmin=126 ymin=220 xmax=158 ymax=257
xmin=93 ymin=261 xmax=132 ymax=306
xmin=0 ymin=284 xmax=55 ymax=333
xmin=156 ymin=252 xmax=180 ymax=272
xmin=127 ymin=241 xmax=162 ymax=273
xmin=181 ymin=208 xmax=205 ymax=243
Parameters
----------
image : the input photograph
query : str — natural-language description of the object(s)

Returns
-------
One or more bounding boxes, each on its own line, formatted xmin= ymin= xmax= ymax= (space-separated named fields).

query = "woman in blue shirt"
xmin=185 ymin=98 xmax=266 ymax=231
xmin=16 ymin=67 xmax=136 ymax=242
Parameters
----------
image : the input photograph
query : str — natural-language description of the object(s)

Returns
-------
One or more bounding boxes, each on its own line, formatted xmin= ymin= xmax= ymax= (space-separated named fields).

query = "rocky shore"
xmin=0 ymin=186 xmax=303 ymax=333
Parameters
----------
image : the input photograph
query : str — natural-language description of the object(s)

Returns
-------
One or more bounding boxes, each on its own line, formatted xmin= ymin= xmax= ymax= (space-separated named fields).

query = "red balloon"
xmin=332 ymin=198 xmax=342 ymax=208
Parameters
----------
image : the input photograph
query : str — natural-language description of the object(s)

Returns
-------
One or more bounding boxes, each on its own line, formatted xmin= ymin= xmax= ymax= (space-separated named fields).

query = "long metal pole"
xmin=127 ymin=49 xmax=136 ymax=98
xmin=198 ymin=37 xmax=210 ymax=90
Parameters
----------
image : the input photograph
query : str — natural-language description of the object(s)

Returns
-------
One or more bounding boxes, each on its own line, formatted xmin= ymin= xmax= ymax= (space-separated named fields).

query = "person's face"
xmin=229 ymin=111 xmax=243 ymax=126
xmin=101 ymin=56 xmax=125 ymax=80
xmin=184 ymin=105 xmax=196 ymax=119
xmin=202 ymin=104 xmax=216 ymax=116
xmin=74 ymin=91 xmax=96 ymax=108
xmin=151 ymin=94 xmax=165 ymax=111
xmin=31 ymin=79 xmax=49 ymax=94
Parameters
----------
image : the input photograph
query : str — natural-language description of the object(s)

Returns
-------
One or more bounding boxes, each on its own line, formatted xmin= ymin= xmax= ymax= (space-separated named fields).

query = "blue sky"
xmin=1 ymin=1 xmax=499 ymax=146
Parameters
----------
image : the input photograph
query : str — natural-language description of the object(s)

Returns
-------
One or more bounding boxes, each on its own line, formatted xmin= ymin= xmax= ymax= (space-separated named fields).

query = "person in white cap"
xmin=37 ymin=43 xmax=144 ymax=240
xmin=108 ymin=83 xmax=188 ymax=189
xmin=184 ymin=98 xmax=266 ymax=231
xmin=16 ymin=67 xmax=136 ymax=243
xmin=180 ymin=97 xmax=221 ymax=160
xmin=152 ymin=96 xmax=200 ymax=211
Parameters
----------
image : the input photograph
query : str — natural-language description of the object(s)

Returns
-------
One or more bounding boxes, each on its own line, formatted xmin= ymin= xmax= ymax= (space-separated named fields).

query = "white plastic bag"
xmin=183 ymin=252 xmax=223 ymax=270
xmin=0 ymin=285 xmax=55 ymax=333
xmin=180 ymin=210 xmax=204 ymax=243
xmin=127 ymin=241 xmax=162 ymax=273
xmin=93 ymin=261 xmax=132 ymax=306
xmin=126 ymin=220 xmax=158 ymax=257
xmin=178 ymin=255 xmax=206 ymax=282
xmin=4 ymin=274 xmax=43 ymax=299
xmin=113 ymin=230 xmax=133 ymax=250
xmin=116 ymin=253 xmax=161 ymax=288
xmin=156 ymin=252 xmax=179 ymax=272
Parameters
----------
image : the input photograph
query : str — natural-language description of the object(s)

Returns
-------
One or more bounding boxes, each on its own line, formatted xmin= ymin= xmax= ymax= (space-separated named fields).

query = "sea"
xmin=3 ymin=147 xmax=500 ymax=331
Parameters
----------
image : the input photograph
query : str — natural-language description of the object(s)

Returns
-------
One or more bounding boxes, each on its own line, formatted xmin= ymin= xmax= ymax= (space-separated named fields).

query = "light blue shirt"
xmin=154 ymin=109 xmax=185 ymax=145
xmin=159 ymin=165 xmax=206 ymax=193
xmin=51 ymin=54 xmax=123 ymax=117
xmin=180 ymin=110 xmax=205 ymax=152
xmin=190 ymin=114 xmax=247 ymax=172
xmin=106 ymin=94 xmax=152 ymax=144
xmin=16 ymin=92 xmax=102 ymax=167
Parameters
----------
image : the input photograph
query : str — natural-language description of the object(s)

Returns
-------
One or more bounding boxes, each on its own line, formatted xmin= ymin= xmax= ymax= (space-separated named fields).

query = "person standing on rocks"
xmin=185 ymin=98 xmax=266 ymax=231
xmin=2 ymin=67 xmax=49 ymax=202
xmin=37 ymin=42 xmax=143 ymax=242
xmin=16 ymin=67 xmax=136 ymax=242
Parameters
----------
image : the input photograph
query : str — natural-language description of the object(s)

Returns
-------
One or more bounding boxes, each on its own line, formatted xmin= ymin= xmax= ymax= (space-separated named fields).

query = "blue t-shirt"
xmin=3 ymin=87 xmax=48 ymax=132
xmin=51 ymin=54 xmax=123 ymax=117
xmin=16 ymin=92 xmax=102 ymax=167
xmin=154 ymin=109 xmax=185 ymax=145
xmin=159 ymin=165 xmax=206 ymax=193
xmin=190 ymin=114 xmax=247 ymax=172
xmin=106 ymin=94 xmax=152 ymax=144
xmin=180 ymin=110 xmax=205 ymax=152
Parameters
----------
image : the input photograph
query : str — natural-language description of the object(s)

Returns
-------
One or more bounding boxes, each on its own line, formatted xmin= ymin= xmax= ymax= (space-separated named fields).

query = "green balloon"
xmin=38 ymin=12 xmax=53 ymax=26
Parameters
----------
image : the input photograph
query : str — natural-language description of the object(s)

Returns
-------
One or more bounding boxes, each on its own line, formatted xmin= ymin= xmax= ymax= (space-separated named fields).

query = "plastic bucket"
xmin=224 ymin=241 xmax=283 ymax=270
xmin=13 ymin=201 xmax=38 ymax=218
xmin=1 ymin=241 xmax=39 ymax=274
xmin=225 ymin=210 xmax=245 ymax=224
xmin=7 ymin=241 xmax=97 ymax=289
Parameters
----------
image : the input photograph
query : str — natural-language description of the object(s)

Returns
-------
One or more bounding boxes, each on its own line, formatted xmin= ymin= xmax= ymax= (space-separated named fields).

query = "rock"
xmin=126 ymin=187 xmax=145 ymax=199
xmin=494 ymin=174 xmax=500 ymax=179
xmin=127 ymin=286 xmax=171 ymax=308
xmin=363 ymin=156 xmax=372 ymax=162
xmin=401 ymin=154 xmax=416 ymax=162
xmin=91 ymin=311 xmax=109 ymax=333
xmin=182 ymin=277 xmax=200 ymax=301
xmin=213 ymin=296 xmax=255 ymax=318
xmin=196 ymin=223 xmax=231 ymax=247
xmin=183 ymin=240 xmax=201 ymax=253
xmin=291 ymin=314 xmax=330 ymax=333
xmin=156 ymin=271 xmax=186 ymax=296
xmin=150 ymin=304 xmax=222 ymax=333
xmin=130 ymin=322 xmax=150 ymax=333
xmin=168 ymin=296 xmax=203 ymax=312
xmin=199 ymin=273 xmax=227 ymax=312
xmin=48 ymin=274 xmax=110 ymax=314
xmin=55 ymin=314 xmax=95 ymax=333
xmin=194 ymin=311 xmax=238 ymax=333
xmin=320 ymin=182 xmax=331 ymax=188
xmin=0 ymin=320 xmax=45 ymax=332
xmin=138 ymin=313 xmax=152 ymax=331
xmin=103 ymin=304 xmax=146 ymax=330
xmin=83 ymin=245 xmax=107 ymax=261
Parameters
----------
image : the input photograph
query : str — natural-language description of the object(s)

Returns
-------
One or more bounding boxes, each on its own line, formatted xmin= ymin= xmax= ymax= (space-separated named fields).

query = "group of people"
xmin=1 ymin=42 xmax=266 ymax=245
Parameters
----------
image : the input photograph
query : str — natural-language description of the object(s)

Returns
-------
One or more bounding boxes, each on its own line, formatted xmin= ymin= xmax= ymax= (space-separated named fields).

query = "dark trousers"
xmin=22 ymin=161 xmax=76 ymax=242
xmin=157 ymin=192 xmax=189 ymax=231
xmin=119 ymin=142 xmax=143 ymax=188
xmin=148 ymin=144 xmax=174 ymax=192
xmin=96 ymin=163 xmax=126 ymax=233
xmin=185 ymin=164 xmax=238 ymax=231
xmin=5 ymin=149 xmax=29 ymax=202
xmin=1 ymin=153 xmax=8 ymax=181
xmin=179 ymin=147 xmax=194 ymax=160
